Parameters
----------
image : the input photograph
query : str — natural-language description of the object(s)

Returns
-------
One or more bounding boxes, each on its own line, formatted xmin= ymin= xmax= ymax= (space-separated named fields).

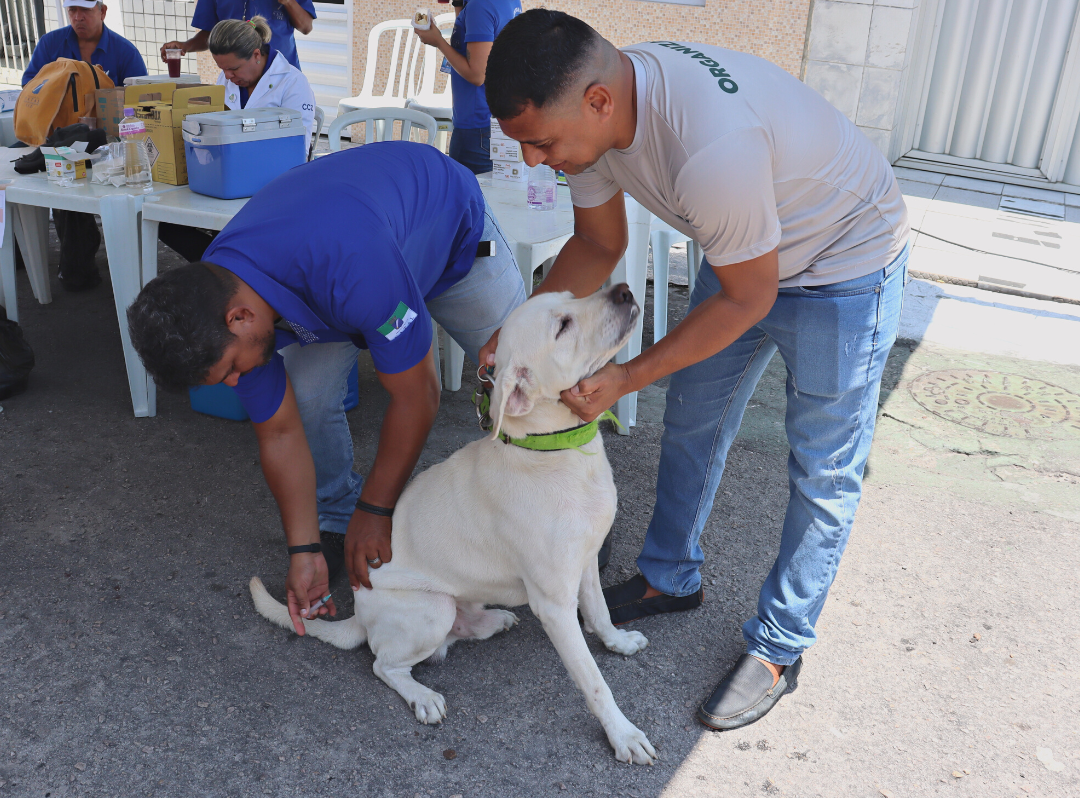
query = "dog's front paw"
xmin=608 ymin=723 xmax=657 ymax=765
xmin=410 ymin=690 xmax=447 ymax=725
xmin=606 ymin=629 xmax=648 ymax=656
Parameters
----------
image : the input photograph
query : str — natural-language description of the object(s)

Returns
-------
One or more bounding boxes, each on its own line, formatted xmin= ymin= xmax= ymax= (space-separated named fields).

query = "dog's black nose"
xmin=609 ymin=283 xmax=633 ymax=305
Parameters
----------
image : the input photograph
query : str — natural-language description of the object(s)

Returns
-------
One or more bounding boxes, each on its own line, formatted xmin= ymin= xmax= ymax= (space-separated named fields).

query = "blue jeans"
xmin=639 ymin=244 xmax=909 ymax=666
xmin=280 ymin=200 xmax=526 ymax=534
xmin=448 ymin=126 xmax=492 ymax=175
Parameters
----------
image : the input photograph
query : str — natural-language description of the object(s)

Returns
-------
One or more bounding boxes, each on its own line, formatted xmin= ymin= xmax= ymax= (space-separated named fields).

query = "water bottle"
xmin=118 ymin=108 xmax=153 ymax=193
xmin=527 ymin=164 xmax=557 ymax=211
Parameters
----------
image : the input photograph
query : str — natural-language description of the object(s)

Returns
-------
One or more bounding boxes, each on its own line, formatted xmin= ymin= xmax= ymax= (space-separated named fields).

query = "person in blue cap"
xmin=22 ymin=0 xmax=147 ymax=292
xmin=160 ymin=0 xmax=315 ymax=71
xmin=127 ymin=142 xmax=526 ymax=634
xmin=23 ymin=0 xmax=146 ymax=87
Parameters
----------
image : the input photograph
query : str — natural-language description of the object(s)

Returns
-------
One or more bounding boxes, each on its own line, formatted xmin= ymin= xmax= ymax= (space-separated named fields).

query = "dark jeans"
xmin=448 ymin=126 xmax=492 ymax=175
xmin=158 ymin=223 xmax=218 ymax=263
xmin=53 ymin=210 xmax=100 ymax=281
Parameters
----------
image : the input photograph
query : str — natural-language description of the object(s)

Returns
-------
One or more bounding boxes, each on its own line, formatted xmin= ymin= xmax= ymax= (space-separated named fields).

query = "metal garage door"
xmin=900 ymin=0 xmax=1080 ymax=189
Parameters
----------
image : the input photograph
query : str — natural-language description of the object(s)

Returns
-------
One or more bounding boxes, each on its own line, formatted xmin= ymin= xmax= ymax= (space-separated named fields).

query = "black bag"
xmin=13 ymin=122 xmax=109 ymax=174
xmin=0 ymin=305 xmax=34 ymax=400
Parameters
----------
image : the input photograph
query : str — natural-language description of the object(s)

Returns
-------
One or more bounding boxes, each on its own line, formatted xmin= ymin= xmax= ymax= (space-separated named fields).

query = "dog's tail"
xmin=248 ymin=577 xmax=367 ymax=649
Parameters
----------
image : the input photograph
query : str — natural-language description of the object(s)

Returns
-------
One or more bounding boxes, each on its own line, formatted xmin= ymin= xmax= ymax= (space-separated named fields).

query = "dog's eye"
xmin=556 ymin=316 xmax=572 ymax=338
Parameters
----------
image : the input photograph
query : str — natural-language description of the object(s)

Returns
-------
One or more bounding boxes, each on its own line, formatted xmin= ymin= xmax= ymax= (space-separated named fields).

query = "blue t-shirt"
xmin=191 ymin=0 xmax=317 ymax=70
xmin=450 ymin=0 xmax=521 ymax=129
xmin=203 ymin=141 xmax=486 ymax=423
xmin=22 ymin=25 xmax=148 ymax=86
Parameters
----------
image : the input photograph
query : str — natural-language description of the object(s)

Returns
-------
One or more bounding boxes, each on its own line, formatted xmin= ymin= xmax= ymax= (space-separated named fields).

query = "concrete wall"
xmin=802 ymin=0 xmax=922 ymax=158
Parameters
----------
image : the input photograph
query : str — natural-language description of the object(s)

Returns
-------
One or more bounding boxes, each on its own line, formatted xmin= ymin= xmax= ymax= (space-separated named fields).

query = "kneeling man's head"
xmin=127 ymin=263 xmax=276 ymax=392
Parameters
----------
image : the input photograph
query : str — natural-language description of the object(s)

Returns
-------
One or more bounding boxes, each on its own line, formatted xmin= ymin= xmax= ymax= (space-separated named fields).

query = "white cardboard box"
xmin=492 ymin=160 xmax=528 ymax=184
xmin=491 ymin=138 xmax=522 ymax=162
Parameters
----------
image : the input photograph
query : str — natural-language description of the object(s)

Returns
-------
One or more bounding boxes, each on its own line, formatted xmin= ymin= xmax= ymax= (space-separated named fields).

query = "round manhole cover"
xmin=909 ymin=370 xmax=1080 ymax=440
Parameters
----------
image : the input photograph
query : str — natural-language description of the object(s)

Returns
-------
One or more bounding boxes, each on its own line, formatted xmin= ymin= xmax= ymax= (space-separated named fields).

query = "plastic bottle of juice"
xmin=118 ymin=108 xmax=153 ymax=193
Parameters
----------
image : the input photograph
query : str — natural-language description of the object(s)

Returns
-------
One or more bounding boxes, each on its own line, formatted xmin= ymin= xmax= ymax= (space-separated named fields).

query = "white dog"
xmin=250 ymin=284 xmax=656 ymax=765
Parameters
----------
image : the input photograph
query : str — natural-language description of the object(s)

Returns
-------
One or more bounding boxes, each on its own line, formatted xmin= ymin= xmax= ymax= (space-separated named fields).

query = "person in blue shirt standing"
xmin=414 ymin=0 xmax=521 ymax=174
xmin=22 ymin=0 xmax=147 ymax=292
xmin=127 ymin=142 xmax=526 ymax=631
xmin=160 ymin=0 xmax=316 ymax=71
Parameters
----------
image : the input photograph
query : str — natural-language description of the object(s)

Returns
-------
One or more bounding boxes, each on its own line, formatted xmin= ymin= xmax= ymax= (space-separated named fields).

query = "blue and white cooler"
xmin=182 ymin=107 xmax=306 ymax=199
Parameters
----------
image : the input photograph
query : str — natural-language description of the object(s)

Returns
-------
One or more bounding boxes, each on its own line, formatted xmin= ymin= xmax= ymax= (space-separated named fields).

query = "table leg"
xmin=12 ymin=204 xmax=52 ymax=306
xmin=0 ymin=194 xmax=15 ymax=322
xmin=431 ymin=322 xmax=443 ymax=391
xmin=99 ymin=194 xmax=153 ymax=418
xmin=440 ymin=326 xmax=464 ymax=392
xmin=139 ymin=216 xmax=161 ymax=416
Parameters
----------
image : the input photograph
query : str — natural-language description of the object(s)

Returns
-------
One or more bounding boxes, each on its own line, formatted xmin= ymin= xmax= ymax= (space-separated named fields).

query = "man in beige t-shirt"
xmin=482 ymin=10 xmax=908 ymax=732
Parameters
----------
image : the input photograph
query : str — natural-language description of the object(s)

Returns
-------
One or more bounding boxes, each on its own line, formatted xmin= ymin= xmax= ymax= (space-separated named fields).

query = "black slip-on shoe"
xmin=603 ymin=573 xmax=703 ymax=626
xmin=59 ymin=269 xmax=102 ymax=293
xmin=696 ymin=654 xmax=801 ymax=731
xmin=319 ymin=530 xmax=345 ymax=585
xmin=597 ymin=531 xmax=613 ymax=570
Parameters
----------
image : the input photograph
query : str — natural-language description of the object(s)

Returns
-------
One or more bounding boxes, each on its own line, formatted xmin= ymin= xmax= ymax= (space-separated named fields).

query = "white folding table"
xmin=0 ymin=168 xmax=183 ymax=417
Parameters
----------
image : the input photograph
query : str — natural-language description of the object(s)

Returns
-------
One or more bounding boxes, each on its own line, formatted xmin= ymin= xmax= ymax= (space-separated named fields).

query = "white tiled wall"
xmin=803 ymin=0 xmax=920 ymax=160
xmin=44 ymin=0 xmax=201 ymax=78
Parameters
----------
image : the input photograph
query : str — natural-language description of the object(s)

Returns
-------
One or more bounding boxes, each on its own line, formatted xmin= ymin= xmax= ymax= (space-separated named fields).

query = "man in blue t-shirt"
xmin=128 ymin=142 xmax=525 ymax=632
xmin=23 ymin=0 xmax=147 ymax=86
xmin=415 ymin=0 xmax=521 ymax=173
xmin=23 ymin=0 xmax=148 ymax=293
xmin=160 ymin=0 xmax=316 ymax=70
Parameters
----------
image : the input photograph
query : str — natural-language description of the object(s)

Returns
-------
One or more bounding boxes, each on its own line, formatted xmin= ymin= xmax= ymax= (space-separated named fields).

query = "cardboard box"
xmin=490 ymin=138 xmax=522 ymax=162
xmin=94 ymin=83 xmax=201 ymax=139
xmin=492 ymin=160 xmax=528 ymax=184
xmin=41 ymin=143 xmax=92 ymax=181
xmin=130 ymin=85 xmax=226 ymax=185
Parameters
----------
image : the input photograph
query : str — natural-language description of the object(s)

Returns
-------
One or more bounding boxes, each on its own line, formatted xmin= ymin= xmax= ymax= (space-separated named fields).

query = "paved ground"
xmin=1 ymin=180 xmax=1078 ymax=797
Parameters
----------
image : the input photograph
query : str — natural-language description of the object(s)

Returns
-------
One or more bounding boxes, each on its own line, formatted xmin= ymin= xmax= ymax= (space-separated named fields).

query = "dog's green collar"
xmin=473 ymin=386 xmax=621 ymax=452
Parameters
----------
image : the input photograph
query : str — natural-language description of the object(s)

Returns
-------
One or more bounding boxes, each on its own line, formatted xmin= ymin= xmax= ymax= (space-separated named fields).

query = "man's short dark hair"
xmin=486 ymin=9 xmax=600 ymax=120
xmin=126 ymin=262 xmax=239 ymax=393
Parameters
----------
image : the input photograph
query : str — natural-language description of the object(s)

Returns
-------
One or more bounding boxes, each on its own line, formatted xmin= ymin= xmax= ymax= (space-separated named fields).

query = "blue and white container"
xmin=182 ymin=107 xmax=306 ymax=199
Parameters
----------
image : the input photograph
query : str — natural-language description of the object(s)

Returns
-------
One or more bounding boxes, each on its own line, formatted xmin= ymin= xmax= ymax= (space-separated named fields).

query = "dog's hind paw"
xmin=606 ymin=629 xmax=648 ymax=656
xmin=410 ymin=690 xmax=448 ymax=725
xmin=609 ymin=724 xmax=657 ymax=766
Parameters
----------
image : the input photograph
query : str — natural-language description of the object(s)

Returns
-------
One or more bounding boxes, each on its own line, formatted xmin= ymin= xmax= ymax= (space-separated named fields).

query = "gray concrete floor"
xmin=0 ymin=189 xmax=1078 ymax=797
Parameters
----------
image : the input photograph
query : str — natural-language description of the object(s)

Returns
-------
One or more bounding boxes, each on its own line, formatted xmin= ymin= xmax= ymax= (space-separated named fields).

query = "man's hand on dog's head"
xmin=346 ymin=512 xmax=393 ymax=590
xmin=285 ymin=553 xmax=336 ymax=635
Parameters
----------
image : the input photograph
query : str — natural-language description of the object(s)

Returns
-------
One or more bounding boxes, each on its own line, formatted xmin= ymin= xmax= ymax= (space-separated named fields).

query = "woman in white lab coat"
xmin=158 ymin=16 xmax=317 ymax=262
xmin=209 ymin=16 xmax=316 ymax=141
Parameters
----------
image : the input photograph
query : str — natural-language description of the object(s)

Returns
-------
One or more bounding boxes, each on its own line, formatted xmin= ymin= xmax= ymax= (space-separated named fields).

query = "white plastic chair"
xmin=337 ymin=18 xmax=426 ymax=117
xmin=650 ymin=218 xmax=703 ymax=342
xmin=327 ymin=107 xmax=439 ymax=149
xmin=406 ymin=12 xmax=455 ymax=151
xmin=604 ymin=196 xmax=653 ymax=432
xmin=308 ymin=105 xmax=325 ymax=161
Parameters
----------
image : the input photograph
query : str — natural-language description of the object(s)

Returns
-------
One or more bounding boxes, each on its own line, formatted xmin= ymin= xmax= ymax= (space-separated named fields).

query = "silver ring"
xmin=367 ymin=557 xmax=381 ymax=566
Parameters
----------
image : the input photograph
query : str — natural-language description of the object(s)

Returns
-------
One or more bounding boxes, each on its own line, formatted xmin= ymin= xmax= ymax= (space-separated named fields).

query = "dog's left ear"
xmin=489 ymin=364 xmax=535 ymax=439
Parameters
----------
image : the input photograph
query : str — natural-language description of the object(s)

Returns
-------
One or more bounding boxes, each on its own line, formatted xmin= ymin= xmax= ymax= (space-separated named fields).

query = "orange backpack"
xmin=14 ymin=59 xmax=114 ymax=146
